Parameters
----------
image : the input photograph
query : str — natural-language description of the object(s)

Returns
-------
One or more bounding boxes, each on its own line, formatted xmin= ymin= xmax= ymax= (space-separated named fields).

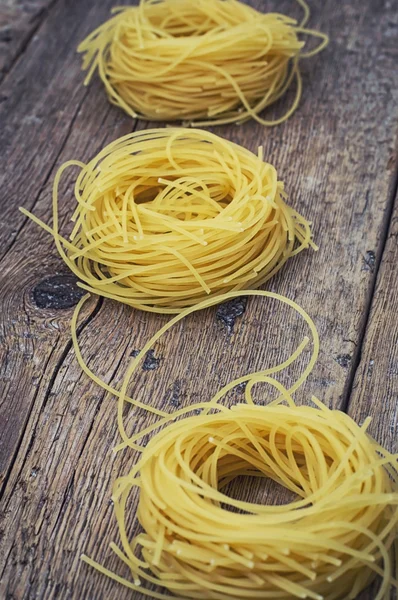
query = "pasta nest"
xmin=31 ymin=129 xmax=314 ymax=313
xmin=78 ymin=0 xmax=328 ymax=125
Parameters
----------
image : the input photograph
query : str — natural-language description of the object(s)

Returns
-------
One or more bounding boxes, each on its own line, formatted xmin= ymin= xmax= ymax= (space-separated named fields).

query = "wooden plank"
xmin=0 ymin=0 xmax=135 ymax=262
xmin=347 ymin=188 xmax=398 ymax=600
xmin=0 ymin=0 xmax=136 ymax=485
xmin=348 ymin=184 xmax=398 ymax=600
xmin=347 ymin=188 xmax=398 ymax=452
xmin=0 ymin=1 xmax=397 ymax=599
xmin=348 ymin=188 xmax=398 ymax=600
xmin=0 ymin=0 xmax=57 ymax=82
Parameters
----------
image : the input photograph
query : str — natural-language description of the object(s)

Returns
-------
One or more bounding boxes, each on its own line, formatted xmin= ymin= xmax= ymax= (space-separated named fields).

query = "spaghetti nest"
xmin=21 ymin=129 xmax=314 ymax=313
xmin=78 ymin=0 xmax=329 ymax=126
xmin=72 ymin=289 xmax=397 ymax=600
xmin=94 ymin=401 xmax=398 ymax=600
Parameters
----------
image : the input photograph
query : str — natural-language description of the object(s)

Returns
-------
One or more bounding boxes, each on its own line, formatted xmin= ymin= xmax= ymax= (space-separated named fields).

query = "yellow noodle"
xmin=19 ymin=128 xmax=315 ymax=314
xmin=71 ymin=290 xmax=397 ymax=599
xmin=78 ymin=0 xmax=328 ymax=126
xmin=82 ymin=398 xmax=398 ymax=600
xmin=71 ymin=290 xmax=319 ymax=453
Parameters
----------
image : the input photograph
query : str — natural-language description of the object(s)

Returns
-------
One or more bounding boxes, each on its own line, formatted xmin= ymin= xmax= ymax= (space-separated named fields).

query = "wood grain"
xmin=347 ymin=186 xmax=398 ymax=600
xmin=352 ymin=215 xmax=398 ymax=600
xmin=0 ymin=0 xmax=58 ymax=82
xmin=347 ymin=186 xmax=398 ymax=450
xmin=0 ymin=0 xmax=397 ymax=598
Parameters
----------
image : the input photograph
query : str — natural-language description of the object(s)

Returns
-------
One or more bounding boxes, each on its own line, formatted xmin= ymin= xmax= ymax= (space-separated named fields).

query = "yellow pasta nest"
xmin=71 ymin=289 xmax=397 ymax=600
xmin=21 ymin=129 xmax=315 ymax=313
xmin=78 ymin=0 xmax=328 ymax=126
xmin=89 ymin=401 xmax=397 ymax=600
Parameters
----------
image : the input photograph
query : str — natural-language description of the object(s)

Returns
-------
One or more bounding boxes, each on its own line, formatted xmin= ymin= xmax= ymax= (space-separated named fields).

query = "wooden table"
xmin=0 ymin=0 xmax=397 ymax=598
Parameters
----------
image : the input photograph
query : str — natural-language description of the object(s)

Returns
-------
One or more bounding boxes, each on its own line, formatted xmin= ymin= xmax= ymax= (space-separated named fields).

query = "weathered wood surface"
xmin=0 ymin=0 xmax=397 ymax=598
xmin=0 ymin=0 xmax=57 ymax=82
xmin=349 ymin=190 xmax=398 ymax=600
xmin=347 ymin=183 xmax=398 ymax=452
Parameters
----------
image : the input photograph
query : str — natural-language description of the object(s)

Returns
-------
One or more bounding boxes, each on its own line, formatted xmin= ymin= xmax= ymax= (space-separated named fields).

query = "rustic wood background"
xmin=0 ymin=0 xmax=397 ymax=598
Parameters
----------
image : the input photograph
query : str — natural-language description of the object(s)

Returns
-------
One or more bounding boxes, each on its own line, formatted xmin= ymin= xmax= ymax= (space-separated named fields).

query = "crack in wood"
xmin=342 ymin=167 xmax=398 ymax=413
xmin=0 ymin=297 xmax=103 ymax=504
xmin=0 ymin=342 xmax=57 ymax=498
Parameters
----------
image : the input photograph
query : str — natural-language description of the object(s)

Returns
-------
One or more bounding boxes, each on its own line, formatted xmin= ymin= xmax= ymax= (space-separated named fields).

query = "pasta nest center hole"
xmin=113 ymin=173 xmax=234 ymax=222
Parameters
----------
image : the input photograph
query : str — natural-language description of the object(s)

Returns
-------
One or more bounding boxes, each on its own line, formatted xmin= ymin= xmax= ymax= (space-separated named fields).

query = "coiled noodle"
xmin=72 ymin=290 xmax=398 ymax=600
xmin=78 ymin=0 xmax=328 ymax=126
xmin=20 ymin=129 xmax=314 ymax=314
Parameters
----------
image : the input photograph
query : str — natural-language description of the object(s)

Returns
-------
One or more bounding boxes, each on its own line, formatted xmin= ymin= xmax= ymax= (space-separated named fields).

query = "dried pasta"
xmin=71 ymin=290 xmax=398 ymax=600
xmin=20 ymin=128 xmax=315 ymax=314
xmin=78 ymin=0 xmax=328 ymax=126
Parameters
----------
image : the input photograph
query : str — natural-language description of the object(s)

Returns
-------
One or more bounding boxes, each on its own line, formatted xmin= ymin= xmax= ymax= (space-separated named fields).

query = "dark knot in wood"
xmin=32 ymin=274 xmax=85 ymax=309
xmin=216 ymin=297 xmax=248 ymax=334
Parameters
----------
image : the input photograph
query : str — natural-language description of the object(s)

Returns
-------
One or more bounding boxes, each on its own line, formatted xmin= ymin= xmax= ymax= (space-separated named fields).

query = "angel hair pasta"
xmin=20 ymin=128 xmax=315 ymax=314
xmin=77 ymin=0 xmax=329 ymax=126
xmin=83 ymin=403 xmax=398 ymax=600
xmin=74 ymin=290 xmax=398 ymax=600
